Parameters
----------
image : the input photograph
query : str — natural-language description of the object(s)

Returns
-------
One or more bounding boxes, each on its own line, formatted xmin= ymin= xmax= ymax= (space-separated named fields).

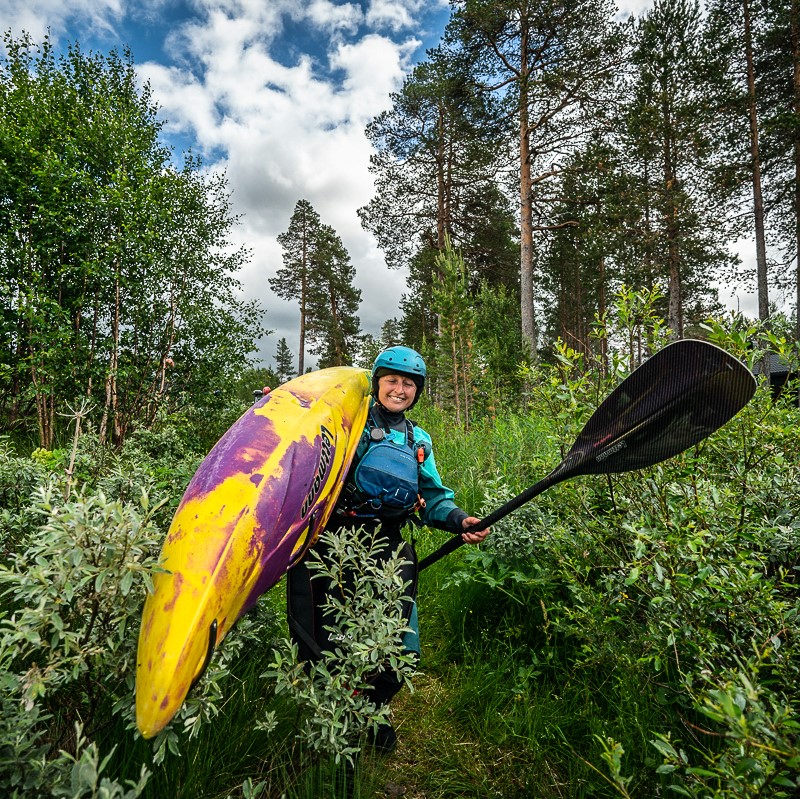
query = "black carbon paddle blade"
xmin=418 ymin=339 xmax=757 ymax=572
xmin=565 ymin=339 xmax=757 ymax=476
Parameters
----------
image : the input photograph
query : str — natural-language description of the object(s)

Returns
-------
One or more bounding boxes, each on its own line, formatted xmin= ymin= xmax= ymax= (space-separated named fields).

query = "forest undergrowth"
xmin=1 ymin=320 xmax=799 ymax=798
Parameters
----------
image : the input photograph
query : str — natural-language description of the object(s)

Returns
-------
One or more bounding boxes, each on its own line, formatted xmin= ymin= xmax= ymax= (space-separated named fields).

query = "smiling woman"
xmin=286 ymin=344 xmax=490 ymax=753
xmin=376 ymin=372 xmax=418 ymax=412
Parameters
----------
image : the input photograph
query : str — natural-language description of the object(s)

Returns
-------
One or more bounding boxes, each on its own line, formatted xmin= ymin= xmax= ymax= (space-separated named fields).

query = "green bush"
xmin=0 ymin=438 xmax=49 ymax=554
xmin=2 ymin=299 xmax=799 ymax=797
xmin=262 ymin=526 xmax=417 ymax=767
xmin=0 ymin=486 xmax=163 ymax=797
xmin=438 ymin=319 xmax=800 ymax=796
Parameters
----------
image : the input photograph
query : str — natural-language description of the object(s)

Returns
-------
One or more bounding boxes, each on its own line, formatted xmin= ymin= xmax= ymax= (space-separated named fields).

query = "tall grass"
xmin=2 ymin=320 xmax=799 ymax=798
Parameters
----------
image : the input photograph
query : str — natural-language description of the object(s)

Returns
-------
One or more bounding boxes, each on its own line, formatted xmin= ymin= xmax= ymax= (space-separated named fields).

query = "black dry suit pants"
xmin=286 ymin=521 xmax=418 ymax=710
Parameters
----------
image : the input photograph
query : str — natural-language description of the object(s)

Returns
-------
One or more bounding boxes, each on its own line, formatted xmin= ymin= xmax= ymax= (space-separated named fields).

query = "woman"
xmin=287 ymin=346 xmax=490 ymax=753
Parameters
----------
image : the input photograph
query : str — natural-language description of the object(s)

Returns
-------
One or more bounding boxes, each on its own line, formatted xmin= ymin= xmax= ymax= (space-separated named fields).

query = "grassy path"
xmin=363 ymin=665 xmax=566 ymax=798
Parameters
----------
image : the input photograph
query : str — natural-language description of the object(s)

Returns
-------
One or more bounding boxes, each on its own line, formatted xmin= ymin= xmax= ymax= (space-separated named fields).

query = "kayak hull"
xmin=135 ymin=366 xmax=371 ymax=738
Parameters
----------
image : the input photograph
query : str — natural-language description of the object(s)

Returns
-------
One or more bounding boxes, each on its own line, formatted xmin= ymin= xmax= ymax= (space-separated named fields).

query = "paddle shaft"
xmin=416 ymin=374 xmax=695 ymax=572
xmin=417 ymin=463 xmax=572 ymax=572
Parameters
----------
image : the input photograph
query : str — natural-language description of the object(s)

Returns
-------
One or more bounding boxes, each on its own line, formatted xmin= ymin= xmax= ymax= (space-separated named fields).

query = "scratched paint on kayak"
xmin=135 ymin=366 xmax=371 ymax=739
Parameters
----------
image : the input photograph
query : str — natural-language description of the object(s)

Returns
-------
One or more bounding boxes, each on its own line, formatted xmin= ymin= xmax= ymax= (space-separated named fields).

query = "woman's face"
xmin=377 ymin=373 xmax=417 ymax=412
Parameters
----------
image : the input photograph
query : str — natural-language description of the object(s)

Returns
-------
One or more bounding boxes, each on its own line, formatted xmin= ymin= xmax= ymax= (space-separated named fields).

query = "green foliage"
xmin=471 ymin=279 xmax=526 ymax=410
xmin=0 ymin=33 xmax=263 ymax=449
xmin=541 ymin=141 xmax=655 ymax=358
xmin=262 ymin=526 xmax=416 ymax=767
xmin=3 ymin=296 xmax=800 ymax=797
xmin=437 ymin=317 xmax=800 ymax=796
xmin=231 ymin=366 xmax=280 ymax=404
xmin=52 ymin=723 xmax=150 ymax=799
xmin=624 ymin=0 xmax=736 ymax=336
xmin=0 ymin=438 xmax=48 ymax=551
xmin=652 ymin=653 xmax=800 ymax=797
xmin=0 ymin=484 xmax=164 ymax=796
xmin=428 ymin=239 xmax=477 ymax=427
xmin=274 ymin=337 xmax=296 ymax=384
xmin=271 ymin=200 xmax=362 ymax=373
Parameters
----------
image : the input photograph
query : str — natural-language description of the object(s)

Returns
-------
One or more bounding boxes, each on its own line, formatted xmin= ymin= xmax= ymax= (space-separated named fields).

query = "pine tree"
xmin=755 ymin=0 xmax=800 ymax=337
xmin=449 ymin=0 xmax=630 ymax=359
xmin=705 ymin=0 xmax=772 ymax=323
xmin=541 ymin=139 xmax=646 ymax=365
xmin=359 ymin=45 xmax=518 ymax=346
xmin=306 ymin=225 xmax=362 ymax=368
xmin=269 ymin=200 xmax=322 ymax=374
xmin=274 ymin=337 xmax=294 ymax=384
xmin=430 ymin=239 xmax=475 ymax=427
xmin=624 ymin=0 xmax=734 ymax=337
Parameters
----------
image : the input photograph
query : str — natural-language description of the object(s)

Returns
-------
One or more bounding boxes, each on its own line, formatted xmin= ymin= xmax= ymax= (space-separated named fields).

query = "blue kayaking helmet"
xmin=371 ymin=346 xmax=426 ymax=408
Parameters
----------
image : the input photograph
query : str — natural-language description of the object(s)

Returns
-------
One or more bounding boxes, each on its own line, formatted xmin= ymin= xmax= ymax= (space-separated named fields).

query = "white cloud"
xmin=365 ymin=0 xmax=448 ymax=33
xmin=0 ymin=0 xmax=123 ymax=44
xmin=616 ymin=0 xmax=654 ymax=20
xmin=306 ymin=0 xmax=362 ymax=36
xmin=332 ymin=33 xmax=418 ymax=108
xmin=135 ymin=2 xmax=419 ymax=366
xmin=366 ymin=0 xmax=416 ymax=32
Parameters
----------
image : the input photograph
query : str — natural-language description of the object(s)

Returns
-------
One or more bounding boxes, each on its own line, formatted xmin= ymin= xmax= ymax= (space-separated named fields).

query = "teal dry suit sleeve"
xmin=412 ymin=425 xmax=469 ymax=533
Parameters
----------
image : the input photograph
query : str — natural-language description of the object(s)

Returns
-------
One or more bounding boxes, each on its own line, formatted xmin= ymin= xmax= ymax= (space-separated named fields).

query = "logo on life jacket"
xmin=301 ymin=425 xmax=334 ymax=517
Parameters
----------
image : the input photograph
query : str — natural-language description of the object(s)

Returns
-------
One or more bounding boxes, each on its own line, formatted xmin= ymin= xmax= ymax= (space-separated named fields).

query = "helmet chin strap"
xmin=374 ymin=402 xmax=406 ymax=422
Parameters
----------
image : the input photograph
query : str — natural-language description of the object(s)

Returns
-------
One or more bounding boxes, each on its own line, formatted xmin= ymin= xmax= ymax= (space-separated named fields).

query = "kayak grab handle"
xmin=190 ymin=618 xmax=218 ymax=692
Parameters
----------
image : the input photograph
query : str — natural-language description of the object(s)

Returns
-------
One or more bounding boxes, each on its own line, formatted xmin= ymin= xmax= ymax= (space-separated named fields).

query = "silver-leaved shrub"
xmin=261 ymin=525 xmax=417 ymax=766
xmin=0 ymin=483 xmax=163 ymax=797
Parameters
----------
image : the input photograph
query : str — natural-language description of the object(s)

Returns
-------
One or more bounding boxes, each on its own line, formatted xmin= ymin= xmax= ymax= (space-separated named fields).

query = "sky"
xmin=2 ymin=0 xmax=761 ymax=373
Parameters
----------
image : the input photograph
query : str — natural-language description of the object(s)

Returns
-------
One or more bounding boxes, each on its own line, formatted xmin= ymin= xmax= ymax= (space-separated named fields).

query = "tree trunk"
xmin=792 ymin=0 xmax=800 ymax=343
xmin=743 ymin=0 xmax=769 ymax=322
xmin=667 ymin=242 xmax=683 ymax=338
xmin=460 ymin=331 xmax=471 ymax=430
xmin=436 ymin=104 xmax=447 ymax=252
xmin=299 ymin=228 xmax=307 ymax=375
xmin=599 ymin=256 xmax=608 ymax=375
xmin=30 ymin=362 xmax=53 ymax=449
xmin=519 ymin=27 xmax=538 ymax=361
xmin=85 ymin=286 xmax=100 ymax=399
xmin=100 ymin=271 xmax=120 ymax=444
xmin=662 ymin=88 xmax=683 ymax=339
xmin=329 ymin=284 xmax=342 ymax=365
xmin=432 ymin=105 xmax=448 ymax=340
xmin=450 ymin=322 xmax=461 ymax=427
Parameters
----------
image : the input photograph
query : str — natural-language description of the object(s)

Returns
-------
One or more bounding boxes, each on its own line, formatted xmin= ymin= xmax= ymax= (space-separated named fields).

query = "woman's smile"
xmin=377 ymin=374 xmax=417 ymax=411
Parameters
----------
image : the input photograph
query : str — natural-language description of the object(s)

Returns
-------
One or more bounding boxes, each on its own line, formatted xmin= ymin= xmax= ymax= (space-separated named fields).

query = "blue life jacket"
xmin=343 ymin=408 xmax=426 ymax=519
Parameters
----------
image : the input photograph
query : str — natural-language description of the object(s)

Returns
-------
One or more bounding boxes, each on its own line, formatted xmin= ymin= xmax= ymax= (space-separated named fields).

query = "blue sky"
xmin=0 ymin=0 xmax=459 ymax=368
xmin=6 ymin=0 xmax=754 ymax=373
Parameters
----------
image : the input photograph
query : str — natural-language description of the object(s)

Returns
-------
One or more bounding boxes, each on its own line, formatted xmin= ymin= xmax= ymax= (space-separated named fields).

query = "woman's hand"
xmin=461 ymin=516 xmax=490 ymax=545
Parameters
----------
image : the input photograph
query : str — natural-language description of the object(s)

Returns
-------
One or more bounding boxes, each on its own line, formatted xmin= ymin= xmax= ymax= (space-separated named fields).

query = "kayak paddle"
xmin=418 ymin=339 xmax=757 ymax=572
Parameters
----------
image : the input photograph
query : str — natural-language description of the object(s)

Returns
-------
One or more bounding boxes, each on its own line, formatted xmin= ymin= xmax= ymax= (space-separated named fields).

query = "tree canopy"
xmin=0 ymin=33 xmax=264 ymax=447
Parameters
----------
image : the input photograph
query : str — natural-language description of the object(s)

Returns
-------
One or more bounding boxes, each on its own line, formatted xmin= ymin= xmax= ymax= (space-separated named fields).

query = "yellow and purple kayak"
xmin=135 ymin=366 xmax=371 ymax=738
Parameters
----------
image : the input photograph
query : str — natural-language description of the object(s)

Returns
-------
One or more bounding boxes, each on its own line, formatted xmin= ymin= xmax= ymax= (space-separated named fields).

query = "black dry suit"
xmin=286 ymin=402 xmax=469 ymax=710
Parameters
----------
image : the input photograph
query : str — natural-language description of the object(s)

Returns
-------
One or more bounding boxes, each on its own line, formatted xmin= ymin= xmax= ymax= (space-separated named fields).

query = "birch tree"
xmin=0 ymin=34 xmax=261 ymax=446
